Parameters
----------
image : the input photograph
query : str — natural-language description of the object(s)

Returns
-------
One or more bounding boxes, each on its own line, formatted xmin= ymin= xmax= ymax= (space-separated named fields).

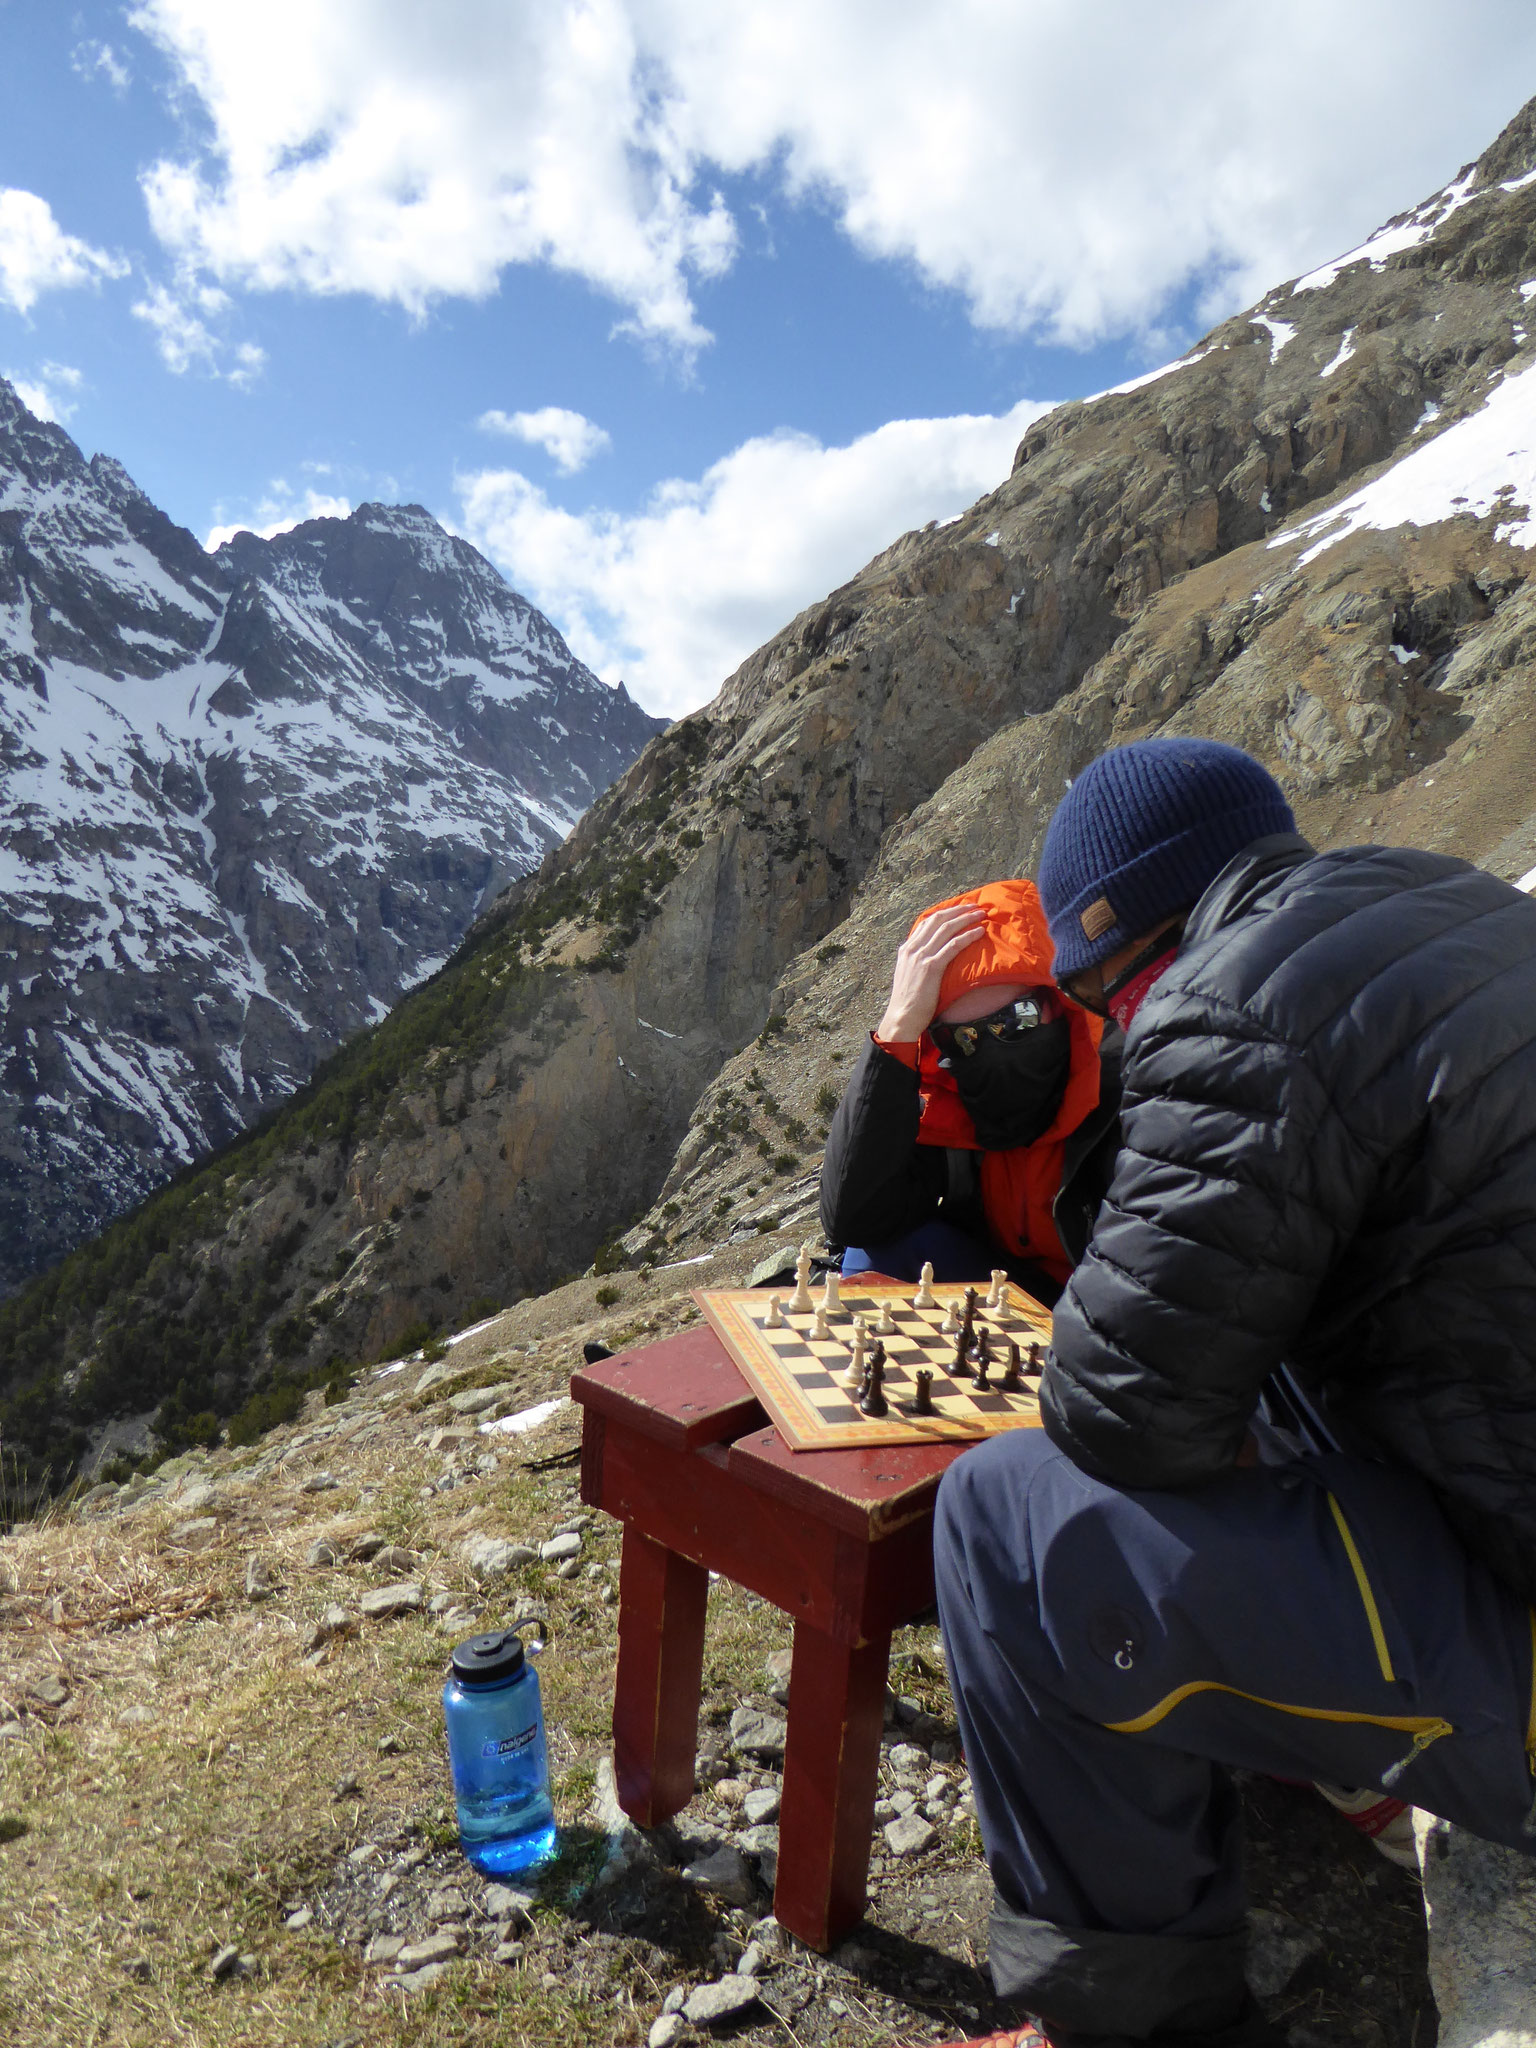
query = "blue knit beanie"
xmin=1039 ymin=738 xmax=1296 ymax=978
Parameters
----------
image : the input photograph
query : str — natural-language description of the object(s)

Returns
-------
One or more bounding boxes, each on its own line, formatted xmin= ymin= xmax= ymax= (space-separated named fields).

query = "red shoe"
xmin=1313 ymin=1780 xmax=1419 ymax=1869
xmin=930 ymin=2028 xmax=1049 ymax=2048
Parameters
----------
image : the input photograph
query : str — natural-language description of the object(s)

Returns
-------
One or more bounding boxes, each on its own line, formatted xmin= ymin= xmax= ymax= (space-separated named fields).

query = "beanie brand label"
xmin=1080 ymin=896 xmax=1117 ymax=941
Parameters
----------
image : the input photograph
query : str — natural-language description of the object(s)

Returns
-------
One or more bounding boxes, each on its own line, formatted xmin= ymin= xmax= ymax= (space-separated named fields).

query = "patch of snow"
xmin=1294 ymin=168 xmax=1481 ymax=295
xmin=1087 ymin=347 xmax=1213 ymax=401
xmin=1520 ymin=280 xmax=1536 ymax=302
xmin=446 ymin=1314 xmax=502 ymax=1347
xmin=636 ymin=1017 xmax=679 ymax=1039
xmin=1516 ymin=864 xmax=1536 ymax=894
xmin=1319 ymin=329 xmax=1356 ymax=379
xmin=481 ymin=1395 xmax=569 ymax=1437
xmin=654 ymin=1252 xmax=715 ymax=1271
xmin=1252 ymin=315 xmax=1296 ymax=363
xmin=1269 ymin=359 xmax=1536 ymax=568
xmin=1390 ymin=644 xmax=1415 ymax=665
xmin=1416 ymin=401 xmax=1442 ymax=431
xmin=983 ymin=530 xmax=1002 ymax=546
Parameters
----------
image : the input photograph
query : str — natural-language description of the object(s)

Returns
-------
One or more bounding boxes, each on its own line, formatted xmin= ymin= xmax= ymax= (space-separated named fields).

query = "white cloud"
xmin=72 ymin=39 xmax=132 ymax=93
xmin=128 ymin=1 xmax=1536 ymax=350
xmin=131 ymin=280 xmax=267 ymax=384
xmin=457 ymin=397 xmax=1047 ymax=718
xmin=205 ymin=483 xmax=353 ymax=551
xmin=0 ymin=189 xmax=128 ymax=316
xmin=5 ymin=362 xmax=85 ymax=424
xmin=477 ymin=405 xmax=612 ymax=474
xmin=130 ymin=0 xmax=734 ymax=350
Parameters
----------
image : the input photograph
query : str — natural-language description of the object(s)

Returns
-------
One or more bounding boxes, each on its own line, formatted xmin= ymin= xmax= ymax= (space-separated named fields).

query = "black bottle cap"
xmin=451 ymin=1630 xmax=527 ymax=1686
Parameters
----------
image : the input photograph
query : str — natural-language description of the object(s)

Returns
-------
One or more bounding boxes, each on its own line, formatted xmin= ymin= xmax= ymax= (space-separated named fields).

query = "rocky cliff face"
xmin=10 ymin=96 xmax=1536 ymax=1478
xmin=0 ymin=389 xmax=660 ymax=1290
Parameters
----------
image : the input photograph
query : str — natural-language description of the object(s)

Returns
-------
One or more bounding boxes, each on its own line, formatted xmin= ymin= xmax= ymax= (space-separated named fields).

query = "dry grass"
xmin=0 ymin=1259 xmax=809 ymax=2048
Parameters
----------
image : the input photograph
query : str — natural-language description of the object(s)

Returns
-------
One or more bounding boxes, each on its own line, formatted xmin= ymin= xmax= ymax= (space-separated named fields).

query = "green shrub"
xmin=595 ymin=1284 xmax=622 ymax=1308
xmin=465 ymin=1295 xmax=502 ymax=1322
xmin=814 ymin=1082 xmax=840 ymax=1117
xmin=387 ymin=1318 xmax=437 ymax=1360
xmin=816 ymin=943 xmax=846 ymax=962
xmin=226 ymin=1380 xmax=304 ymax=1447
xmin=772 ymin=1153 xmax=798 ymax=1175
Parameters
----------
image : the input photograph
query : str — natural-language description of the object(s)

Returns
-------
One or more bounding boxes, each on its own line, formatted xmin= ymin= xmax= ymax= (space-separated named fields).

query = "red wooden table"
xmin=571 ymin=1305 xmax=979 ymax=1951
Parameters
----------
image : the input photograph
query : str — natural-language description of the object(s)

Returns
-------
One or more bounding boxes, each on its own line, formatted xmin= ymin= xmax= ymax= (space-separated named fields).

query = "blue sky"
xmin=4 ymin=2 xmax=1536 ymax=716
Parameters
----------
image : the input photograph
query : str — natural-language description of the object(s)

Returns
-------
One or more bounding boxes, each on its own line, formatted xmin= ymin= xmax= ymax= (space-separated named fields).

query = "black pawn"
xmin=860 ymin=1342 xmax=888 ymax=1419
xmin=910 ymin=1368 xmax=935 ymax=1417
xmin=952 ymin=1328 xmax=973 ymax=1381
xmin=1000 ymin=1339 xmax=1023 ymax=1393
xmin=973 ymin=1329 xmax=991 ymax=1390
xmin=1025 ymin=1341 xmax=1044 ymax=1377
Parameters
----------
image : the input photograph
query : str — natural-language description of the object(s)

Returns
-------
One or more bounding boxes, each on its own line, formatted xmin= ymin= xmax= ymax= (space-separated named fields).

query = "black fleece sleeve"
xmin=1041 ymin=998 xmax=1374 ymax=1488
xmin=819 ymin=1040 xmax=948 ymax=1250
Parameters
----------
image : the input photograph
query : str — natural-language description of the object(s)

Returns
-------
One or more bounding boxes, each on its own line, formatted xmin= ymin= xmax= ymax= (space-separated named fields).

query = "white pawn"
xmin=820 ymin=1270 xmax=842 ymax=1314
xmin=941 ymin=1299 xmax=962 ymax=1336
xmin=875 ymin=1300 xmax=897 ymax=1336
xmin=913 ymin=1261 xmax=938 ymax=1310
xmin=762 ymin=1295 xmax=786 ymax=1329
xmin=789 ymin=1242 xmax=815 ymax=1314
xmin=842 ymin=1326 xmax=867 ymax=1394
xmin=987 ymin=1268 xmax=1009 ymax=1310
xmin=813 ymin=1306 xmax=832 ymax=1341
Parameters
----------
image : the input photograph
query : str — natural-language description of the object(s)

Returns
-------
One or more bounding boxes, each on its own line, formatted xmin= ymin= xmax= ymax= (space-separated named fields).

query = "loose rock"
xmin=371 ymin=1544 xmax=416 ymax=1575
xmin=462 ymin=1535 xmax=537 ymax=1578
xmin=243 ymin=1555 xmax=279 ymax=1602
xmin=682 ymin=1844 xmax=757 ymax=1907
xmin=396 ymin=1933 xmax=461 ymax=1969
xmin=682 ymin=1975 xmax=762 ymax=2025
xmin=729 ymin=1705 xmax=787 ymax=1762
xmin=539 ymin=1532 xmax=582 ymax=1563
xmin=208 ymin=1944 xmax=241 ymax=1980
xmin=396 ymin=1961 xmax=450 ymax=1993
xmin=169 ymin=1517 xmax=218 ymax=1549
xmin=482 ymin=1882 xmax=536 ymax=1925
xmin=27 ymin=1675 xmax=68 ymax=1709
xmin=450 ymin=1385 xmax=506 ymax=1415
xmin=649 ymin=2015 xmax=684 ymax=2048
xmin=360 ymin=1582 xmax=423 ymax=1620
xmin=284 ymin=1907 xmax=313 ymax=1931
xmin=883 ymin=1813 xmax=938 ymax=1857
xmin=743 ymin=1786 xmax=781 ymax=1826
xmin=306 ymin=1538 xmax=341 ymax=1568
xmin=300 ymin=1473 xmax=339 ymax=1494
xmin=364 ymin=1934 xmax=404 ymax=1966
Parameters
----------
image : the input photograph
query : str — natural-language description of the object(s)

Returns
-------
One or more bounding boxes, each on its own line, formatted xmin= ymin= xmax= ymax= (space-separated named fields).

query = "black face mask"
xmin=950 ymin=1014 xmax=1072 ymax=1149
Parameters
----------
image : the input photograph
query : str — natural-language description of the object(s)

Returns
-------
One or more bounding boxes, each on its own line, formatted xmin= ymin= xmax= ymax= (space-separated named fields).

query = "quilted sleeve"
xmin=1040 ymin=997 xmax=1374 ymax=1488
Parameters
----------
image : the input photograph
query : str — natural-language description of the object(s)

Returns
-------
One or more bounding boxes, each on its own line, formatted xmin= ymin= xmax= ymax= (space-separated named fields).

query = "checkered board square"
xmin=694 ymin=1281 xmax=1053 ymax=1450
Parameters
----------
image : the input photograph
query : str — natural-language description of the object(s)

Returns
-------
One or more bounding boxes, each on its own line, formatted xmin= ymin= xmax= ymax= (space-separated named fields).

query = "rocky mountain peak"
xmin=0 ymin=385 xmax=662 ymax=1293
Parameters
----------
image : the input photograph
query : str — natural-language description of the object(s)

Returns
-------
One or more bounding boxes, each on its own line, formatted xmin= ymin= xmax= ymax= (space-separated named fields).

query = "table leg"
xmin=774 ymin=1622 xmax=891 ymax=1951
xmin=613 ymin=1526 xmax=710 ymax=1827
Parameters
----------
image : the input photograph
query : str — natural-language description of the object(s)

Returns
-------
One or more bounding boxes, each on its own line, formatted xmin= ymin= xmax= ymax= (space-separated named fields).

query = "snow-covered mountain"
xmin=0 ymin=380 xmax=662 ymax=1291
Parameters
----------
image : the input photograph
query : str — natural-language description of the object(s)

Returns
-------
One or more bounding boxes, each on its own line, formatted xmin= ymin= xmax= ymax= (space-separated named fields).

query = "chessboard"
xmin=694 ymin=1279 xmax=1053 ymax=1450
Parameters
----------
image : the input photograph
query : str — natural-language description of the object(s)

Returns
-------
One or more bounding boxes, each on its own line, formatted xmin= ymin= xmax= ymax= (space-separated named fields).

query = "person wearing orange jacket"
xmin=819 ymin=880 xmax=1120 ymax=1304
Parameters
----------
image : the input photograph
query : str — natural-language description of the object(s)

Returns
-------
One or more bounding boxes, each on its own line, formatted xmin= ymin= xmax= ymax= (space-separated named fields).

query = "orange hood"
xmin=912 ymin=879 xmax=1104 ymax=1283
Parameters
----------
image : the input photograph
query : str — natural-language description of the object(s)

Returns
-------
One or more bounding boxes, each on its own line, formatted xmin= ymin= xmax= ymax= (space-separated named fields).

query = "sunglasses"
xmin=929 ymin=990 xmax=1062 ymax=1061
xmin=1059 ymin=926 xmax=1185 ymax=1017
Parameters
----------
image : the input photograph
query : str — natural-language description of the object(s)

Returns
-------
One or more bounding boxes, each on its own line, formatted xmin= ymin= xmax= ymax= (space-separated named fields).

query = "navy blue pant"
xmin=933 ymin=1431 xmax=1536 ymax=2039
xmin=842 ymin=1218 xmax=998 ymax=1283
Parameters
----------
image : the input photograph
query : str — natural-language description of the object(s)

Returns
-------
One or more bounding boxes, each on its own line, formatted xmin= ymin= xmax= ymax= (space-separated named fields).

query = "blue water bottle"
xmin=443 ymin=1624 xmax=557 ymax=1875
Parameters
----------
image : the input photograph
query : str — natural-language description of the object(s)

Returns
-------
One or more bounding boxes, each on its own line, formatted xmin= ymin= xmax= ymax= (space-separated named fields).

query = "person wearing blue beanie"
xmin=1038 ymin=736 xmax=1296 ymax=991
xmin=931 ymin=738 xmax=1536 ymax=2045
